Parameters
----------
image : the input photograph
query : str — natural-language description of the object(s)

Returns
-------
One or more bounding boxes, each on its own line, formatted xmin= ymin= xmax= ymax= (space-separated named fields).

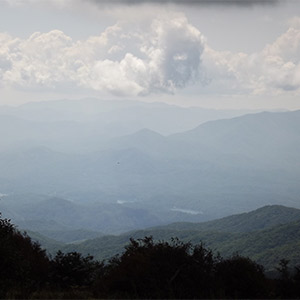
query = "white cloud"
xmin=2 ymin=30 xmax=74 ymax=88
xmin=1 ymin=5 xmax=300 ymax=98
xmin=142 ymin=15 xmax=205 ymax=92
xmin=0 ymin=14 xmax=205 ymax=96
xmin=202 ymin=17 xmax=300 ymax=95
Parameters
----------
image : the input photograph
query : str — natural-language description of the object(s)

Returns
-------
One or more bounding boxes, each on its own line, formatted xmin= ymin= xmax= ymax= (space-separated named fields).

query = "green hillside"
xmin=39 ymin=205 xmax=300 ymax=270
xmin=214 ymin=220 xmax=300 ymax=270
xmin=157 ymin=205 xmax=300 ymax=233
xmin=38 ymin=229 xmax=103 ymax=243
xmin=4 ymin=212 xmax=297 ymax=299
xmin=23 ymin=230 xmax=63 ymax=255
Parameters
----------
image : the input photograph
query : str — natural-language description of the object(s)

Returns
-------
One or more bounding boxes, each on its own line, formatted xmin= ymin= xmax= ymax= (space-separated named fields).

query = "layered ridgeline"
xmin=27 ymin=205 xmax=300 ymax=271
xmin=0 ymin=98 xmax=253 ymax=140
xmin=0 ymin=102 xmax=300 ymax=234
xmin=3 ymin=211 xmax=300 ymax=299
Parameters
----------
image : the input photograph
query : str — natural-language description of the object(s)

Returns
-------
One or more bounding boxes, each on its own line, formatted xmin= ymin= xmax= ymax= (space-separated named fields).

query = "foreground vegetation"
xmin=34 ymin=205 xmax=300 ymax=271
xmin=1 ymin=213 xmax=300 ymax=299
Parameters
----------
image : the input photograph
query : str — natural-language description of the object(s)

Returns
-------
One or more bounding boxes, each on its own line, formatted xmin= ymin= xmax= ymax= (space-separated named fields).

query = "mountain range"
xmin=26 ymin=204 xmax=300 ymax=271
xmin=0 ymin=99 xmax=299 ymax=234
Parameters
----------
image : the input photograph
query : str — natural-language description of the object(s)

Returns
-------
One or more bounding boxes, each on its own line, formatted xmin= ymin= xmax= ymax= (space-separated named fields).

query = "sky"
xmin=1 ymin=0 xmax=300 ymax=109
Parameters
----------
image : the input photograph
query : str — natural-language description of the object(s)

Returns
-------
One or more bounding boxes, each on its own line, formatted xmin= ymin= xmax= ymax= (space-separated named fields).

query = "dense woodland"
xmin=27 ymin=205 xmax=300 ymax=272
xmin=1 ymin=213 xmax=300 ymax=299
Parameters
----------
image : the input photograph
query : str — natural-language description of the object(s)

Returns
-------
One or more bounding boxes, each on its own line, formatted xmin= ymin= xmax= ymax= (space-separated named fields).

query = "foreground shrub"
xmin=50 ymin=250 xmax=103 ymax=289
xmin=0 ymin=214 xmax=50 ymax=298
xmin=94 ymin=236 xmax=268 ymax=299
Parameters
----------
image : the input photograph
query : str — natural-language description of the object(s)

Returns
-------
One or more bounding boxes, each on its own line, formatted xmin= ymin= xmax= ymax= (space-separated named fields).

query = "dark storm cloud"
xmin=90 ymin=0 xmax=279 ymax=7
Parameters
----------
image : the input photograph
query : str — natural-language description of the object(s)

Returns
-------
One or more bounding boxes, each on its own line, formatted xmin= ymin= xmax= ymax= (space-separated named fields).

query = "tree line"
xmin=1 ymin=213 xmax=300 ymax=299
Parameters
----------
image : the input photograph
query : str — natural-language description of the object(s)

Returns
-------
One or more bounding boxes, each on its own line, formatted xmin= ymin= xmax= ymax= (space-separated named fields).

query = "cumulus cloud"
xmin=1 ymin=3 xmax=299 ymax=97
xmin=261 ymin=21 xmax=300 ymax=92
xmin=0 ymin=14 xmax=205 ymax=96
xmin=202 ymin=18 xmax=300 ymax=95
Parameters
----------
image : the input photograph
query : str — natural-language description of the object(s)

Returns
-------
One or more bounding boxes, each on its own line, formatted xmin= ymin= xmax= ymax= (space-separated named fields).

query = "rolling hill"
xmin=30 ymin=205 xmax=300 ymax=271
xmin=1 ymin=108 xmax=300 ymax=233
xmin=157 ymin=205 xmax=300 ymax=233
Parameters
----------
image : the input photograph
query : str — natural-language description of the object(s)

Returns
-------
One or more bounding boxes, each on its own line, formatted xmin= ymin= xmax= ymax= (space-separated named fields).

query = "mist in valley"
xmin=0 ymin=98 xmax=299 ymax=240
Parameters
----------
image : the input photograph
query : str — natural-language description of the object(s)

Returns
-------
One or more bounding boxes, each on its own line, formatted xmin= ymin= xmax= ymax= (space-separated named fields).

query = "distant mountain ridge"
xmin=1 ymin=107 xmax=300 ymax=233
xmin=27 ymin=205 xmax=300 ymax=271
xmin=0 ymin=194 xmax=162 ymax=236
xmin=0 ymin=98 xmax=254 ymax=135
xmin=157 ymin=205 xmax=300 ymax=233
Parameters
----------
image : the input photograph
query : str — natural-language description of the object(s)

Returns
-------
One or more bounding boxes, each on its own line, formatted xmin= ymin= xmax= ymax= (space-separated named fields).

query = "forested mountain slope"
xmin=30 ymin=205 xmax=300 ymax=271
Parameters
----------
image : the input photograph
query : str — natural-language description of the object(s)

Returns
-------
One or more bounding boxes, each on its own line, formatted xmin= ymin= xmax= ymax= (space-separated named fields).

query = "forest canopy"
xmin=1 ymin=213 xmax=300 ymax=299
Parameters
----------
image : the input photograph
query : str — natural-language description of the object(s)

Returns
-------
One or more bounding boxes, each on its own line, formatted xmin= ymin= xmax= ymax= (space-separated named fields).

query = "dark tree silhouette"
xmin=1 ymin=213 xmax=299 ymax=299
xmin=50 ymin=250 xmax=103 ymax=289
xmin=0 ymin=213 xmax=50 ymax=298
xmin=94 ymin=237 xmax=270 ymax=299
xmin=215 ymin=254 xmax=268 ymax=299
xmin=97 ymin=237 xmax=216 ymax=298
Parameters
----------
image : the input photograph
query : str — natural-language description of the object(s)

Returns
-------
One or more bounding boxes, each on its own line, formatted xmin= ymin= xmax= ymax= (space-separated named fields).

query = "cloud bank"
xmin=0 ymin=9 xmax=300 ymax=97
xmin=203 ymin=17 xmax=300 ymax=95
xmin=0 ymin=14 xmax=205 ymax=96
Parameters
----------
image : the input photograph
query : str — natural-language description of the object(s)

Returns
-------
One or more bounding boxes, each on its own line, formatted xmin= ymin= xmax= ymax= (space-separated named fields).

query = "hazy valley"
xmin=0 ymin=99 xmax=299 ymax=237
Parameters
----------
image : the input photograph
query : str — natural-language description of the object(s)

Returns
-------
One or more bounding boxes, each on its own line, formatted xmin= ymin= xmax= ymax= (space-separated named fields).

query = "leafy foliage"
xmin=0 ymin=213 xmax=50 ymax=298
xmin=1 ymin=212 xmax=300 ymax=298
xmin=56 ymin=206 xmax=300 ymax=271
xmin=93 ymin=236 xmax=269 ymax=299
xmin=98 ymin=237 xmax=216 ymax=298
xmin=50 ymin=250 xmax=103 ymax=289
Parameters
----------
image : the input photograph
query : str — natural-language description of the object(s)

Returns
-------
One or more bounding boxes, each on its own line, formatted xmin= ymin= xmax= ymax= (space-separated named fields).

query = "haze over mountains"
xmin=0 ymin=99 xmax=299 ymax=236
xmin=28 ymin=204 xmax=300 ymax=271
xmin=0 ymin=99 xmax=253 ymax=151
